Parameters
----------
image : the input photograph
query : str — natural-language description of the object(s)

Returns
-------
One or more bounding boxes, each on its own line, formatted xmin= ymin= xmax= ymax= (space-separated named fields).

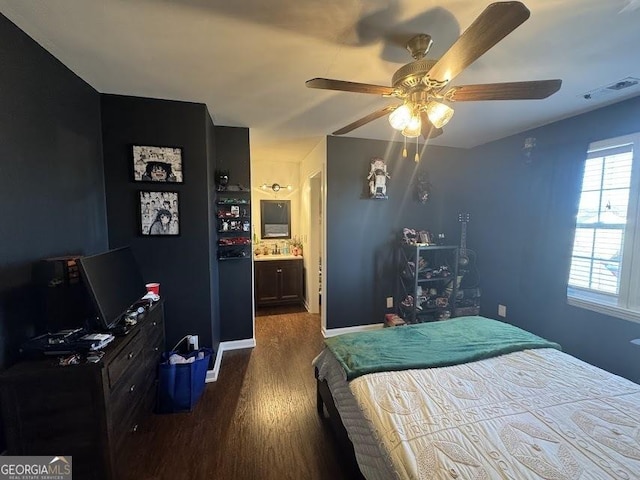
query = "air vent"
xmin=581 ymin=77 xmax=640 ymax=100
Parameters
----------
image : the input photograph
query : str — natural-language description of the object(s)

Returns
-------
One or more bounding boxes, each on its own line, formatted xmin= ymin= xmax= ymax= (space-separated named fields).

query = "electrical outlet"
xmin=187 ymin=335 xmax=199 ymax=351
xmin=498 ymin=304 xmax=507 ymax=317
xmin=386 ymin=297 xmax=394 ymax=308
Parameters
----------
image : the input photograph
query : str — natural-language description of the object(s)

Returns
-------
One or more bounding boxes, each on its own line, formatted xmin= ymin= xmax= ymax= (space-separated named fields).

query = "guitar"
xmin=458 ymin=213 xmax=471 ymax=267
xmin=457 ymin=213 xmax=479 ymax=288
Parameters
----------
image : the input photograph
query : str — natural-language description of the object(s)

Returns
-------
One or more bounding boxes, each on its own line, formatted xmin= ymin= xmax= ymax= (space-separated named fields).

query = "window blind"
xmin=569 ymin=145 xmax=633 ymax=296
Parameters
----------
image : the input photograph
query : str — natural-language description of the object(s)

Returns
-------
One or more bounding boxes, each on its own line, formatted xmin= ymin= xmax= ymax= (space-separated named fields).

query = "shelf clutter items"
xmin=216 ymin=186 xmax=251 ymax=260
xmin=384 ymin=313 xmax=406 ymax=327
xmin=396 ymin=227 xmax=460 ymax=324
xmin=19 ymin=328 xmax=114 ymax=357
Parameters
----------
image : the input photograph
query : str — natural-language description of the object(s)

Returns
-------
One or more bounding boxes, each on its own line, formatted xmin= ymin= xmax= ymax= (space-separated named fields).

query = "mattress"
xmin=314 ymin=346 xmax=640 ymax=479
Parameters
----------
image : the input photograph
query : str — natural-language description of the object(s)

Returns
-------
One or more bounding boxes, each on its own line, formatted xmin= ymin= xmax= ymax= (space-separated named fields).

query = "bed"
xmin=313 ymin=316 xmax=640 ymax=479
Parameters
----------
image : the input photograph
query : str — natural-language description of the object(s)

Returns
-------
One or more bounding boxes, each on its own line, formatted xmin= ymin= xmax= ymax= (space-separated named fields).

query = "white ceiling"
xmin=2 ymin=0 xmax=640 ymax=163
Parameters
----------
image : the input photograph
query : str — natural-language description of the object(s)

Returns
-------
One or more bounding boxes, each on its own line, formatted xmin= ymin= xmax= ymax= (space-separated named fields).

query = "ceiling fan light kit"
xmin=388 ymin=104 xmax=412 ymax=130
xmin=425 ymin=101 xmax=454 ymax=129
xmin=306 ymin=1 xmax=562 ymax=149
xmin=402 ymin=115 xmax=422 ymax=138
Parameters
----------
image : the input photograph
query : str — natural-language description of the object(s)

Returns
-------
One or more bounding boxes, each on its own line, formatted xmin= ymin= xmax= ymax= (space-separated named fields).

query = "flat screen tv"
xmin=78 ymin=246 xmax=147 ymax=331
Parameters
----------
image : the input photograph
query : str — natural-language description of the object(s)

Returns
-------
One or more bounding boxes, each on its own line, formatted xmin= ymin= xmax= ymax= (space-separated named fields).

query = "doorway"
xmin=307 ymin=171 xmax=322 ymax=315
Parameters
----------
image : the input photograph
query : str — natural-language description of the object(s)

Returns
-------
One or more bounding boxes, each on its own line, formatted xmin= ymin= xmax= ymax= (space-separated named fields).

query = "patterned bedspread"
xmin=314 ymin=347 xmax=640 ymax=479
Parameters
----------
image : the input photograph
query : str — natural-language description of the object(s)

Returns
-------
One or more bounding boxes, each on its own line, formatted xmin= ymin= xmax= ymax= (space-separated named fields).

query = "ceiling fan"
xmin=306 ymin=1 xmax=562 ymax=141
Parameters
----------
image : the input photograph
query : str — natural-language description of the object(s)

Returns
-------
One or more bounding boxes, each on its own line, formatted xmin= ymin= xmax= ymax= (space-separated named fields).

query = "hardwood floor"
xmin=120 ymin=309 xmax=358 ymax=480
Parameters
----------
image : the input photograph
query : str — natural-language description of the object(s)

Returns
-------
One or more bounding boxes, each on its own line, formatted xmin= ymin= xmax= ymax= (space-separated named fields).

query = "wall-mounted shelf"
xmin=216 ymin=190 xmax=251 ymax=261
xmin=218 ymin=255 xmax=252 ymax=261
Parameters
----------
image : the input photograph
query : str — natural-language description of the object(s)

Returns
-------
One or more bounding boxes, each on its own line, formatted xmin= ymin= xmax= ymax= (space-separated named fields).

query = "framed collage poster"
xmin=132 ymin=145 xmax=184 ymax=183
xmin=139 ymin=191 xmax=180 ymax=236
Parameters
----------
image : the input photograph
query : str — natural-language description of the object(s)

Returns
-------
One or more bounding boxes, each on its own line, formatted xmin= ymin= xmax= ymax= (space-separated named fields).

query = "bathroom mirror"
xmin=260 ymin=200 xmax=291 ymax=239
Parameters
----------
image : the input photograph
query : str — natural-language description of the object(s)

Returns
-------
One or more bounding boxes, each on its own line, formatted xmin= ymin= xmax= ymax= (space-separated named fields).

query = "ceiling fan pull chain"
xmin=415 ymin=136 xmax=420 ymax=163
xmin=402 ymin=136 xmax=408 ymax=158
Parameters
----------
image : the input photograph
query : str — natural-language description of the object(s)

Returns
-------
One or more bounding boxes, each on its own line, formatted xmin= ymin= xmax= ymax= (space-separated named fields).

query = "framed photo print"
xmin=140 ymin=191 xmax=180 ymax=236
xmin=132 ymin=145 xmax=183 ymax=183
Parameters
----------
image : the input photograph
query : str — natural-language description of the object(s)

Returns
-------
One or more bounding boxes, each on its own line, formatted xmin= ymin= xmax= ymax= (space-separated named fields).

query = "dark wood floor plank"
xmin=119 ymin=310 xmax=353 ymax=480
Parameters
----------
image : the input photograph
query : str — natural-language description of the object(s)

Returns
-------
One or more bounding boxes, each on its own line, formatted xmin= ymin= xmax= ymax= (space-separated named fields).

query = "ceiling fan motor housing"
xmin=406 ymin=34 xmax=433 ymax=59
xmin=391 ymin=59 xmax=439 ymax=91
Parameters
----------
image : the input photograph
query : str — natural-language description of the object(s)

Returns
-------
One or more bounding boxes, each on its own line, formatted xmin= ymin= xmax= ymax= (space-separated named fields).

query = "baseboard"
xmin=322 ymin=323 xmax=383 ymax=338
xmin=206 ymin=326 xmax=382 ymax=380
xmin=205 ymin=338 xmax=256 ymax=383
xmin=206 ymin=350 xmax=224 ymax=383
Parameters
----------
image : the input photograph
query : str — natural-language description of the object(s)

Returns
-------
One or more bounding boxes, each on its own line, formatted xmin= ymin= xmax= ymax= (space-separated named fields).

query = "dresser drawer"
xmin=113 ymin=379 xmax=157 ymax=457
xmin=107 ymin=330 xmax=146 ymax=390
xmin=142 ymin=303 xmax=164 ymax=334
xmin=144 ymin=315 xmax=164 ymax=347
xmin=108 ymin=356 xmax=155 ymax=433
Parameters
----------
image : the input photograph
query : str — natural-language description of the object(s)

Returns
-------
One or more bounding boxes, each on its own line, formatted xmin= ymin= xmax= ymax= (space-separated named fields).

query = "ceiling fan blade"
xmin=420 ymin=112 xmax=443 ymax=139
xmin=447 ymin=79 xmax=562 ymax=101
xmin=306 ymin=78 xmax=395 ymax=96
xmin=426 ymin=1 xmax=530 ymax=86
xmin=332 ymin=105 xmax=398 ymax=135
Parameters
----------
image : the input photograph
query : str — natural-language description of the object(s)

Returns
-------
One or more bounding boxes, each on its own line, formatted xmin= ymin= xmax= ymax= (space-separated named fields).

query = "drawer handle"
xmin=152 ymin=321 xmax=157 ymax=326
xmin=154 ymin=347 xmax=159 ymax=352
xmin=129 ymin=384 xmax=136 ymax=393
xmin=132 ymin=424 xmax=139 ymax=433
xmin=127 ymin=352 xmax=134 ymax=360
xmin=277 ymin=269 xmax=282 ymax=273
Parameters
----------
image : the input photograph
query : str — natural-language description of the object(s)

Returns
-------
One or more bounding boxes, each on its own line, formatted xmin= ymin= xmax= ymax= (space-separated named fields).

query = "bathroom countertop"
xmin=253 ymin=254 xmax=303 ymax=261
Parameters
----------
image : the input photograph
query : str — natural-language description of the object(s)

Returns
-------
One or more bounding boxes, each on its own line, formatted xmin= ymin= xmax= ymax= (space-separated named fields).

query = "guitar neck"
xmin=458 ymin=213 xmax=470 ymax=257
xmin=460 ymin=222 xmax=467 ymax=255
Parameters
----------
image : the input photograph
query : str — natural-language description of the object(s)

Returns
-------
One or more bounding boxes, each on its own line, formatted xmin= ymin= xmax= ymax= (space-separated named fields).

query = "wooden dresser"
xmin=0 ymin=301 xmax=165 ymax=480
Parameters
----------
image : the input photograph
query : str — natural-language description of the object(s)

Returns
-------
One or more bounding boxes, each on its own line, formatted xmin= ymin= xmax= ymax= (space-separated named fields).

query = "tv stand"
xmin=0 ymin=300 xmax=165 ymax=480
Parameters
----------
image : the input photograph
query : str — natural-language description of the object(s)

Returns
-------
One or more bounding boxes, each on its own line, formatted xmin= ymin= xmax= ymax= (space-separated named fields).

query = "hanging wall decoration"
xmin=367 ymin=157 xmax=390 ymax=199
xmin=139 ymin=191 xmax=180 ymax=236
xmin=132 ymin=145 xmax=183 ymax=183
xmin=522 ymin=136 xmax=536 ymax=164
xmin=415 ymin=171 xmax=432 ymax=203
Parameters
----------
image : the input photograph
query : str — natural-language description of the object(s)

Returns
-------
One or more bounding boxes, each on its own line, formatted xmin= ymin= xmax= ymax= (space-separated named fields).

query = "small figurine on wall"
xmin=367 ymin=157 xmax=390 ymax=199
xmin=415 ymin=172 xmax=431 ymax=204
xmin=216 ymin=170 xmax=230 ymax=191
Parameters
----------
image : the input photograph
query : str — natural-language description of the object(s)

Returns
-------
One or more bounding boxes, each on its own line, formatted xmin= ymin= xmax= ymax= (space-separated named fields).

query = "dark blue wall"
xmin=214 ymin=127 xmax=253 ymax=342
xmin=99 ymin=100 xmax=253 ymax=350
xmin=326 ymin=136 xmax=467 ymax=328
xmin=0 ymin=13 xmax=106 ymax=370
xmin=100 ymin=95 xmax=219 ymax=351
xmin=206 ymin=115 xmax=221 ymax=349
xmin=460 ymin=96 xmax=640 ymax=384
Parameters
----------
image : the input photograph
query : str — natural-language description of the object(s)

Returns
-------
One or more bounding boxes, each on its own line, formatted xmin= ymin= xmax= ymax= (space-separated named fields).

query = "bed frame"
xmin=315 ymin=367 xmax=365 ymax=479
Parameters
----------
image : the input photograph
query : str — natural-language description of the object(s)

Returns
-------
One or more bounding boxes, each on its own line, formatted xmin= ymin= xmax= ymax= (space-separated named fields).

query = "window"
xmin=568 ymin=133 xmax=640 ymax=322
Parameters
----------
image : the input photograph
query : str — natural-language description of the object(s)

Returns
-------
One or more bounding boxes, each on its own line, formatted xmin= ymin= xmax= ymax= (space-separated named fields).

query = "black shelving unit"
xmin=397 ymin=244 xmax=459 ymax=323
xmin=216 ymin=189 xmax=251 ymax=260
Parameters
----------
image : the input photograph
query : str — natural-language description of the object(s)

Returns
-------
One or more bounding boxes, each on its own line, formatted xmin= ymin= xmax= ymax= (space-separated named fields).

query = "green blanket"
xmin=325 ymin=316 xmax=561 ymax=380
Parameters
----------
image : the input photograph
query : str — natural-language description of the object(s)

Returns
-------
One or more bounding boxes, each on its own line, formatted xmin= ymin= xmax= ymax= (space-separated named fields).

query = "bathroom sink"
xmin=253 ymin=254 xmax=302 ymax=261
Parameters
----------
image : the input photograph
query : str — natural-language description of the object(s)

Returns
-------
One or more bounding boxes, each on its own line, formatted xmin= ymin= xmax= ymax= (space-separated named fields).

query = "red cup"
xmin=146 ymin=283 xmax=160 ymax=295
